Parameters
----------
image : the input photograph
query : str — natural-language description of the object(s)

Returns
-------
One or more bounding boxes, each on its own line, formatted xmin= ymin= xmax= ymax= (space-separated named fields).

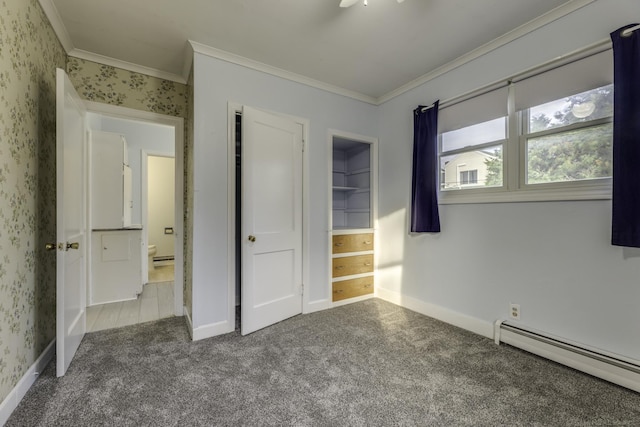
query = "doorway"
xmin=144 ymin=153 xmax=176 ymax=285
xmin=84 ymin=104 xmax=184 ymax=332
xmin=228 ymin=104 xmax=310 ymax=336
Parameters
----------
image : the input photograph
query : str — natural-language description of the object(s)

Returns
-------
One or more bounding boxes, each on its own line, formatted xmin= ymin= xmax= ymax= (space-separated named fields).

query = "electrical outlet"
xmin=510 ymin=303 xmax=521 ymax=320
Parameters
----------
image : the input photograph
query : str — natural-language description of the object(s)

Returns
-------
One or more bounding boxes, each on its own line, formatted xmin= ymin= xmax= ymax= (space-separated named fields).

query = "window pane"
xmin=442 ymin=117 xmax=506 ymax=152
xmin=527 ymin=84 xmax=613 ymax=133
xmin=526 ymin=123 xmax=612 ymax=184
xmin=440 ymin=146 xmax=503 ymax=190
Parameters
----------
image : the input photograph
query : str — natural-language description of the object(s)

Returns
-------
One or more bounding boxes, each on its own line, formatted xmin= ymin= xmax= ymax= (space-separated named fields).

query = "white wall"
xmin=96 ymin=116 xmax=175 ymax=224
xmin=377 ymin=0 xmax=640 ymax=360
xmin=192 ymin=53 xmax=379 ymax=330
xmin=148 ymin=156 xmax=175 ymax=258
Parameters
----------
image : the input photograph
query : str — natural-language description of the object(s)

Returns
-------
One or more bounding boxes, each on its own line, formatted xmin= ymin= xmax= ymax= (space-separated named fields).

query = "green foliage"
xmin=484 ymin=149 xmax=503 ymax=186
xmin=484 ymin=85 xmax=613 ymax=186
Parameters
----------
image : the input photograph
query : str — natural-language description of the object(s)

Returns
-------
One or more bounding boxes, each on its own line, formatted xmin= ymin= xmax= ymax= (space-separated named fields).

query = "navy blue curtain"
xmin=411 ymin=101 xmax=440 ymax=233
xmin=611 ymin=24 xmax=640 ymax=247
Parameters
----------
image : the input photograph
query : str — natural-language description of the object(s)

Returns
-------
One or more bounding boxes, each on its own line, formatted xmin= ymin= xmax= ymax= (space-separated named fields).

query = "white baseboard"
xmin=376 ymin=287 xmax=494 ymax=339
xmin=303 ymin=298 xmax=331 ymax=314
xmin=0 ymin=339 xmax=55 ymax=426
xmin=191 ymin=319 xmax=233 ymax=341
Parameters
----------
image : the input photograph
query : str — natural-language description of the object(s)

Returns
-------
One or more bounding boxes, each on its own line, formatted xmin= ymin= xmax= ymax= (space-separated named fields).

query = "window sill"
xmin=438 ymin=180 xmax=612 ymax=205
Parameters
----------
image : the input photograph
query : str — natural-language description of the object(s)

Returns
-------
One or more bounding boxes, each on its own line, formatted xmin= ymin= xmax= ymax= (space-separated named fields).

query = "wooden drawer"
xmin=332 ymin=233 xmax=374 ymax=254
xmin=332 ymin=254 xmax=373 ymax=278
xmin=333 ymin=276 xmax=374 ymax=301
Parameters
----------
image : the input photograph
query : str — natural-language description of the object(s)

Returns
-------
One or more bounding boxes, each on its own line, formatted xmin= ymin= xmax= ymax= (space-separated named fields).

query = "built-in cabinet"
xmin=91 ymin=229 xmax=143 ymax=304
xmin=330 ymin=133 xmax=377 ymax=303
xmin=91 ymin=130 xmax=133 ymax=229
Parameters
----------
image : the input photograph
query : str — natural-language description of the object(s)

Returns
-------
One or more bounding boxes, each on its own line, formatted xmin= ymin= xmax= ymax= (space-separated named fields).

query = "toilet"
xmin=148 ymin=244 xmax=157 ymax=271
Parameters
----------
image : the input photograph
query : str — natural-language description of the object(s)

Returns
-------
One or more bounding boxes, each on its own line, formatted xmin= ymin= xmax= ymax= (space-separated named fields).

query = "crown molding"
xmin=41 ymin=0 xmax=595 ymax=103
xmin=376 ymin=0 xmax=597 ymax=105
xmin=182 ymin=42 xmax=194 ymax=82
xmin=69 ymin=49 xmax=187 ymax=84
xmin=189 ymin=40 xmax=378 ymax=105
xmin=38 ymin=0 xmax=74 ymax=52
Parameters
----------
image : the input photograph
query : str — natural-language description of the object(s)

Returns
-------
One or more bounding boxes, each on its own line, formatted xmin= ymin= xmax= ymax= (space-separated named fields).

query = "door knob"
xmin=66 ymin=242 xmax=80 ymax=250
xmin=248 ymin=235 xmax=256 ymax=242
xmin=45 ymin=243 xmax=57 ymax=251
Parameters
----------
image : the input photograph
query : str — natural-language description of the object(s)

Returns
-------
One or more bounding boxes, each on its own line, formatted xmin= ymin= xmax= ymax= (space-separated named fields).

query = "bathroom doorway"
xmin=84 ymin=104 xmax=183 ymax=333
xmin=144 ymin=153 xmax=176 ymax=285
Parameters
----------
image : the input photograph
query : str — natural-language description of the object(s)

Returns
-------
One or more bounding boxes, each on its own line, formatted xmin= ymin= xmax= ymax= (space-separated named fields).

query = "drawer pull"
xmin=364 ymin=241 xmax=372 ymax=245
xmin=364 ymin=263 xmax=372 ymax=266
xmin=364 ymin=284 xmax=372 ymax=288
xmin=335 ymin=266 xmax=344 ymax=270
xmin=334 ymin=289 xmax=344 ymax=294
xmin=335 ymin=242 xmax=344 ymax=247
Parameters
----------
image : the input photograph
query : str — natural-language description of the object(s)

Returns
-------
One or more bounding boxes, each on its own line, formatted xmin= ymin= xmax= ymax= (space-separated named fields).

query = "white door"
xmin=55 ymin=68 xmax=87 ymax=376
xmin=241 ymin=107 xmax=303 ymax=335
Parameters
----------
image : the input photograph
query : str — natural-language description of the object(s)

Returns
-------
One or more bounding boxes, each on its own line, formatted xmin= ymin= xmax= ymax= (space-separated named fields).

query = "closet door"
xmin=241 ymin=106 xmax=303 ymax=335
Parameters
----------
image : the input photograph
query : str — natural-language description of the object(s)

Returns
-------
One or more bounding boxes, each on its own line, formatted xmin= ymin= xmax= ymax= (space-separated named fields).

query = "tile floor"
xmin=148 ymin=263 xmax=175 ymax=283
xmin=86 ymin=281 xmax=175 ymax=333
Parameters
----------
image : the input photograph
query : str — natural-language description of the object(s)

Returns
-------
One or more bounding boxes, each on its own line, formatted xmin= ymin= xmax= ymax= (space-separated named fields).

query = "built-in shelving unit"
xmin=330 ymin=132 xmax=377 ymax=304
xmin=332 ymin=141 xmax=372 ymax=230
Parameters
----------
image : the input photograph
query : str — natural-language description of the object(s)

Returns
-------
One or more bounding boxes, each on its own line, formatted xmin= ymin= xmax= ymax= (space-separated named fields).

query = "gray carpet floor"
xmin=7 ymin=299 xmax=640 ymax=426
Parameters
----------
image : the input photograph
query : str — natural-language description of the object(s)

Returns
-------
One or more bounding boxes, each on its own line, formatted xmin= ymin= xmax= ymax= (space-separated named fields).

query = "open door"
xmin=241 ymin=107 xmax=303 ymax=335
xmin=55 ymin=68 xmax=87 ymax=376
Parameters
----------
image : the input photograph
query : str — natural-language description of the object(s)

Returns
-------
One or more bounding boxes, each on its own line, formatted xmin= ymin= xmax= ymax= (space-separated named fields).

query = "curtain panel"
xmin=411 ymin=101 xmax=440 ymax=233
xmin=611 ymin=24 xmax=640 ymax=247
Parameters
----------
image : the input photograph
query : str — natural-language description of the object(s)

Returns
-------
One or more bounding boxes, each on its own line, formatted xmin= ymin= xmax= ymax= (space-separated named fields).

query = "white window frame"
xmin=438 ymin=49 xmax=613 ymax=205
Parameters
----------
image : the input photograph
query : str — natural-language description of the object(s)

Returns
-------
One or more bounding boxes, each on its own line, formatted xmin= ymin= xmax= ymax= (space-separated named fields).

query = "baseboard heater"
xmin=494 ymin=320 xmax=640 ymax=393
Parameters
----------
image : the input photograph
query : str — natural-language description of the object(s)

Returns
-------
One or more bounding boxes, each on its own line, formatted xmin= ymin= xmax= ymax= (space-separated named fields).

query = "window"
xmin=437 ymin=48 xmax=613 ymax=203
xmin=460 ymin=170 xmax=478 ymax=185
xmin=523 ymin=85 xmax=613 ymax=185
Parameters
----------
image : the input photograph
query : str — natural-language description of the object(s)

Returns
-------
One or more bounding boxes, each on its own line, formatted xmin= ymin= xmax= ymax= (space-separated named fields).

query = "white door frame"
xmin=85 ymin=101 xmax=185 ymax=316
xmin=141 ymin=150 xmax=176 ymax=284
xmin=227 ymin=102 xmax=311 ymax=331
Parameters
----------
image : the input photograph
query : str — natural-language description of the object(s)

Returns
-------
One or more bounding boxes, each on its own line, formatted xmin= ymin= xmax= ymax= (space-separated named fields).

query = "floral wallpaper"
xmin=0 ymin=0 xmax=66 ymax=403
xmin=66 ymin=57 xmax=188 ymax=118
xmin=1 ymin=0 xmax=193 ymax=406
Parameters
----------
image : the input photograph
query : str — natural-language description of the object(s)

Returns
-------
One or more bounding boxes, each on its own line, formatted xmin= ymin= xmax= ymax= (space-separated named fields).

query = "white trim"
xmin=438 ymin=180 xmax=612 ymax=205
xmin=69 ymin=49 xmax=187 ymax=84
xmin=37 ymin=0 xmax=74 ymax=52
xmin=191 ymin=41 xmax=377 ymax=105
xmin=0 ymin=339 xmax=56 ymax=425
xmin=182 ymin=42 xmax=194 ymax=83
xmin=331 ymin=293 xmax=375 ymax=308
xmin=85 ymin=101 xmax=185 ymax=317
xmin=192 ymin=320 xmax=234 ymax=341
xmin=41 ymin=0 xmax=593 ymax=105
xmin=377 ymin=0 xmax=596 ymax=104
xmin=305 ymin=299 xmax=332 ymax=314
xmin=376 ymin=287 xmax=494 ymax=339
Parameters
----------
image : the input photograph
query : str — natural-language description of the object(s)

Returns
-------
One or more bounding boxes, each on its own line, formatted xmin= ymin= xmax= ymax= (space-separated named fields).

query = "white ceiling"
xmin=48 ymin=0 xmax=575 ymax=101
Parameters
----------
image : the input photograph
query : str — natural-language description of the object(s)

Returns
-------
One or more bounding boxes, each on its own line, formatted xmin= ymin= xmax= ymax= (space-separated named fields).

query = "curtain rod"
xmin=622 ymin=24 xmax=640 ymax=37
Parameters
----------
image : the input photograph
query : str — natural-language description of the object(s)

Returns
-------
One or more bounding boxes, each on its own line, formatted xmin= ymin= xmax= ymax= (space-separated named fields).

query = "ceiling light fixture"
xmin=340 ymin=0 xmax=405 ymax=8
